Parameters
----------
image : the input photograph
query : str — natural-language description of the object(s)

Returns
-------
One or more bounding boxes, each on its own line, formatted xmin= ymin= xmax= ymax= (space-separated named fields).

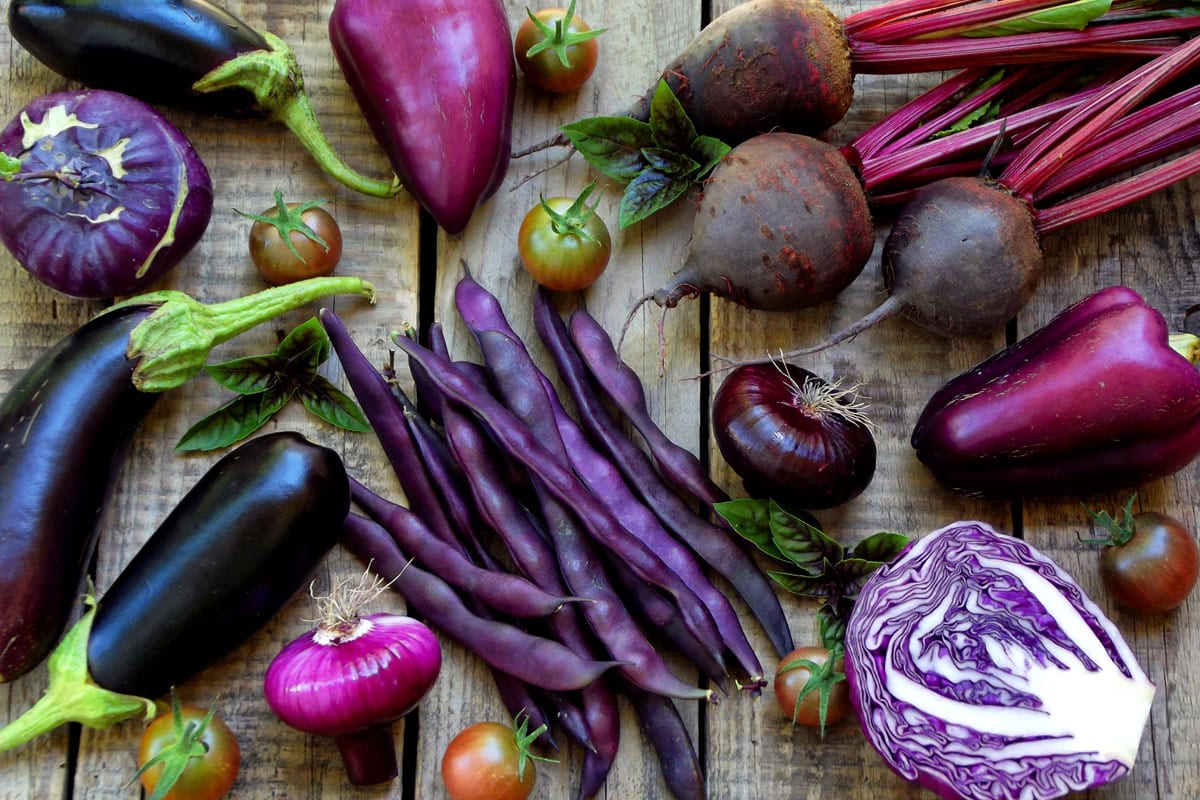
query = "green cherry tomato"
xmin=135 ymin=693 xmax=240 ymax=800
xmin=517 ymin=181 xmax=612 ymax=292
xmin=514 ymin=0 xmax=604 ymax=93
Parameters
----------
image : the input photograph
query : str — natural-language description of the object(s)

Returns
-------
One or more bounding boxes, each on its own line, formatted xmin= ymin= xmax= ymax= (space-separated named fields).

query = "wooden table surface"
xmin=2 ymin=1 xmax=1199 ymax=798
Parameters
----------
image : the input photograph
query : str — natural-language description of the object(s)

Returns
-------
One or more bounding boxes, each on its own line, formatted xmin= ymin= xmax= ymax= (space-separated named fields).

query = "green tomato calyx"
xmin=131 ymin=690 xmax=221 ymax=800
xmin=523 ymin=0 xmax=605 ymax=69
xmin=236 ymin=189 xmax=332 ymax=265
xmin=542 ymin=179 xmax=603 ymax=242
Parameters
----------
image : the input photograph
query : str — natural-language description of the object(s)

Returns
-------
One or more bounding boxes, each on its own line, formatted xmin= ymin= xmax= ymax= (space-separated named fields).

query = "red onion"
xmin=263 ymin=575 xmax=442 ymax=786
xmin=712 ymin=362 xmax=876 ymax=509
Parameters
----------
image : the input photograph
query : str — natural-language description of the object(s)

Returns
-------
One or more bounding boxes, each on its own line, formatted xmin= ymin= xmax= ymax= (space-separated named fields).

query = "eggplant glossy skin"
xmin=0 ymin=304 xmax=159 ymax=682
xmin=87 ymin=431 xmax=349 ymax=699
xmin=912 ymin=286 xmax=1200 ymax=498
xmin=329 ymin=0 xmax=516 ymax=234
xmin=0 ymin=89 xmax=214 ymax=298
xmin=7 ymin=0 xmax=269 ymax=114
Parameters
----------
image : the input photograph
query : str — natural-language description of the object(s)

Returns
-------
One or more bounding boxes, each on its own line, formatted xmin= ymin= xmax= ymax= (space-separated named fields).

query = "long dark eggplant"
xmin=0 ymin=431 xmax=350 ymax=749
xmin=0 ymin=276 xmax=375 ymax=684
xmin=7 ymin=0 xmax=398 ymax=197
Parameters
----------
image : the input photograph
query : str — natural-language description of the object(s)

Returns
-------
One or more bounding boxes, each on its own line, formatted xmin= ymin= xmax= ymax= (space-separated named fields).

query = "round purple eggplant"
xmin=0 ymin=88 xmax=213 ymax=299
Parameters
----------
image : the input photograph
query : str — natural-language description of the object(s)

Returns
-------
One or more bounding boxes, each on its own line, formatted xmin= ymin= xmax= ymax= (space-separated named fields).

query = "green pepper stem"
xmin=116 ymin=275 xmax=377 ymax=393
xmin=0 ymin=598 xmax=155 ymax=752
xmin=1170 ymin=332 xmax=1200 ymax=365
xmin=193 ymin=32 xmax=400 ymax=199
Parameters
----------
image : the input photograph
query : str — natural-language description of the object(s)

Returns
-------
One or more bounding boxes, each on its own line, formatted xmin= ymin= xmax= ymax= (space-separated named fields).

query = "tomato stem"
xmin=522 ymin=0 xmax=605 ymax=69
xmin=1082 ymin=494 xmax=1139 ymax=547
xmin=236 ymin=189 xmax=332 ymax=265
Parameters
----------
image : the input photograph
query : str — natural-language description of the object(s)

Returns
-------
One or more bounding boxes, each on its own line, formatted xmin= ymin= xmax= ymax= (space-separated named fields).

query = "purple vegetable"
xmin=912 ymin=285 xmax=1200 ymax=498
xmin=844 ymin=521 xmax=1155 ymax=800
xmin=0 ymin=89 xmax=212 ymax=299
xmin=329 ymin=0 xmax=516 ymax=234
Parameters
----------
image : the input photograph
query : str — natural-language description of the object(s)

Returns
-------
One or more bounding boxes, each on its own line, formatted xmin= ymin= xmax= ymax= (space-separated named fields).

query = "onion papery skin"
xmin=844 ymin=521 xmax=1155 ymax=800
xmin=264 ymin=612 xmax=442 ymax=786
xmin=712 ymin=364 xmax=876 ymax=509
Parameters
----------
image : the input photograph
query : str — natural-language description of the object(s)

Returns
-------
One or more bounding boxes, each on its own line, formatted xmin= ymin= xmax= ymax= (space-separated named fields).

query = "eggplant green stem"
xmin=113 ymin=275 xmax=377 ymax=393
xmin=0 ymin=597 xmax=155 ymax=752
xmin=193 ymin=32 xmax=401 ymax=199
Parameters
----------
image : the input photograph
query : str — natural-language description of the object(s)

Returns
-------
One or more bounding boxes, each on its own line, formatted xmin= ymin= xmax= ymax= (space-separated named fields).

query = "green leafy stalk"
xmin=115 ymin=275 xmax=377 ymax=394
xmin=523 ymin=0 xmax=605 ymax=67
xmin=177 ymin=317 xmax=370 ymax=452
xmin=192 ymin=31 xmax=399 ymax=198
xmin=562 ymin=79 xmax=730 ymax=228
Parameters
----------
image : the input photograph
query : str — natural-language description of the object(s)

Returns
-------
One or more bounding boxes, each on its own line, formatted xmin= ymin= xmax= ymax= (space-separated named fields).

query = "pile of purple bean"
xmin=320 ymin=272 xmax=792 ymax=800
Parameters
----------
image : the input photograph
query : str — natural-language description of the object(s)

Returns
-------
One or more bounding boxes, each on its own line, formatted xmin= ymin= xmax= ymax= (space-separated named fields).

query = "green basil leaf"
xmin=278 ymin=316 xmax=330 ymax=369
xmin=642 ymin=147 xmax=700 ymax=177
xmin=849 ymin=531 xmax=911 ymax=563
xmin=617 ymin=167 xmax=693 ymax=229
xmin=648 ymin=78 xmax=698 ymax=151
xmin=691 ymin=134 xmax=732 ymax=178
xmin=817 ymin=601 xmax=851 ymax=651
xmin=205 ymin=354 xmax=282 ymax=395
xmin=768 ymin=569 xmax=831 ymax=598
xmin=562 ymin=116 xmax=654 ymax=183
xmin=300 ymin=375 xmax=372 ymax=432
xmin=963 ymin=0 xmax=1111 ymax=36
xmin=713 ymin=498 xmax=785 ymax=561
xmin=770 ymin=499 xmax=844 ymax=573
xmin=174 ymin=391 xmax=289 ymax=452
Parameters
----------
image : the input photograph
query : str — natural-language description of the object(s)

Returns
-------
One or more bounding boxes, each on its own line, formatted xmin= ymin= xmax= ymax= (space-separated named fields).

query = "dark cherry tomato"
xmin=239 ymin=190 xmax=343 ymax=285
xmin=514 ymin=0 xmax=604 ymax=93
xmin=517 ymin=181 xmax=611 ymax=292
xmin=135 ymin=694 xmax=240 ymax=800
xmin=441 ymin=713 xmax=549 ymax=800
xmin=773 ymin=646 xmax=851 ymax=735
xmin=1087 ymin=497 xmax=1200 ymax=613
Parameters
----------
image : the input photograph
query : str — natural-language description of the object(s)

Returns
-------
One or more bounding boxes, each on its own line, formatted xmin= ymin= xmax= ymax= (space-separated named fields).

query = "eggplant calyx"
xmin=1170 ymin=332 xmax=1200 ymax=365
xmin=116 ymin=275 xmax=378 ymax=394
xmin=192 ymin=32 xmax=401 ymax=199
xmin=0 ymin=597 xmax=155 ymax=752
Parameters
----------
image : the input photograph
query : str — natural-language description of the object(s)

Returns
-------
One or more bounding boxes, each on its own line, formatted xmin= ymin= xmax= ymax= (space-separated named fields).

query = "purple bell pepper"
xmin=912 ymin=285 xmax=1200 ymax=498
xmin=329 ymin=0 xmax=516 ymax=235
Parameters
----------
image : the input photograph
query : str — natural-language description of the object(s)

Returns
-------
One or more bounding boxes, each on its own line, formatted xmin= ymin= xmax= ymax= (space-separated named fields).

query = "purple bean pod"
xmin=439 ymin=401 xmax=622 ymax=791
xmin=349 ymin=478 xmax=579 ymax=619
xmin=342 ymin=513 xmax=621 ymax=692
xmin=568 ymin=306 xmax=730 ymax=509
xmin=534 ymin=289 xmax=794 ymax=660
xmin=622 ymin=683 xmax=706 ymax=800
xmin=470 ymin=329 xmax=726 ymax=662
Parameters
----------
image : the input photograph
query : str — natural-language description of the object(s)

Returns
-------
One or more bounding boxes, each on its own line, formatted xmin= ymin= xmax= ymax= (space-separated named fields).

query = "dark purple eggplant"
xmin=0 ymin=276 xmax=375 ymax=685
xmin=329 ymin=0 xmax=516 ymax=233
xmin=0 ymin=305 xmax=157 ymax=683
xmin=7 ymin=0 xmax=398 ymax=198
xmin=0 ymin=89 xmax=213 ymax=299
xmin=912 ymin=285 xmax=1200 ymax=498
xmin=0 ymin=431 xmax=350 ymax=749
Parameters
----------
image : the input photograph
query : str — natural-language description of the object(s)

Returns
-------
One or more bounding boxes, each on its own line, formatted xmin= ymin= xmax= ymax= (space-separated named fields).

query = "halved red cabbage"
xmin=844 ymin=521 xmax=1154 ymax=800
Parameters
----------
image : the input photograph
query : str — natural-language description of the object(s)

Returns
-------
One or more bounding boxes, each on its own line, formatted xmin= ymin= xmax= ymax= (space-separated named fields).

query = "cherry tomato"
xmin=441 ymin=713 xmax=549 ymax=800
xmin=773 ymin=646 xmax=851 ymax=735
xmin=1088 ymin=497 xmax=1200 ymax=613
xmin=135 ymin=693 xmax=240 ymax=800
xmin=239 ymin=190 xmax=343 ymax=285
xmin=514 ymin=0 xmax=604 ymax=93
xmin=517 ymin=181 xmax=611 ymax=292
